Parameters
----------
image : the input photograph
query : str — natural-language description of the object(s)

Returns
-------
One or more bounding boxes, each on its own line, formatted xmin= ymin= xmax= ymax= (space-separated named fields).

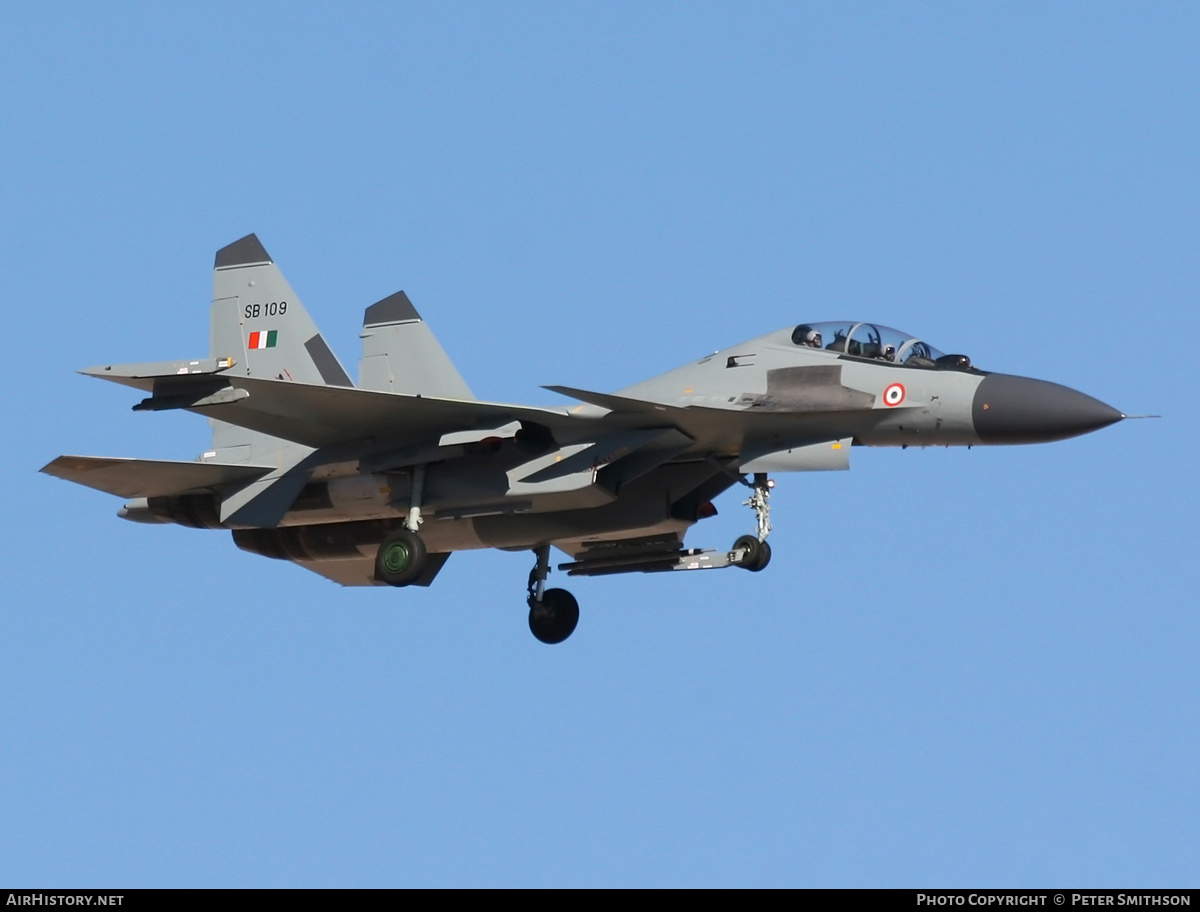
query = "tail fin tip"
xmin=364 ymin=290 xmax=421 ymax=327
xmin=215 ymin=234 xmax=272 ymax=269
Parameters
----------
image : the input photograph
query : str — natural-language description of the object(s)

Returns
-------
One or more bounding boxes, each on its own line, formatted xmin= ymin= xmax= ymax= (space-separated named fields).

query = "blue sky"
xmin=2 ymin=2 xmax=1196 ymax=886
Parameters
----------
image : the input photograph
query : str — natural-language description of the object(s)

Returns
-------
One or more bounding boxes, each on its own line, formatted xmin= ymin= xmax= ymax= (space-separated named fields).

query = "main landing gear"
xmin=375 ymin=527 xmax=428 ymax=586
xmin=375 ymin=463 xmax=430 ymax=586
xmin=372 ymin=464 xmax=774 ymax=644
xmin=527 ymin=544 xmax=579 ymax=645
xmin=374 ymin=531 xmax=582 ymax=644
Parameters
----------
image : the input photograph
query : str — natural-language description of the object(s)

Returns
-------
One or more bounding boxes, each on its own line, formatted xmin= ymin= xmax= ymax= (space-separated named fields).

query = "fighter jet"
xmin=42 ymin=234 xmax=1125 ymax=643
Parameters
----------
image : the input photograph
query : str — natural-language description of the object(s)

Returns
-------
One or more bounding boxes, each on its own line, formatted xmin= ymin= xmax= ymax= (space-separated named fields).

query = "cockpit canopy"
xmin=792 ymin=322 xmax=955 ymax=367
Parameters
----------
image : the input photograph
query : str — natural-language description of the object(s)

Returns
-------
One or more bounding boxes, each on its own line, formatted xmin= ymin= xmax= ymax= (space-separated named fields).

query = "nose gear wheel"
xmin=733 ymin=534 xmax=772 ymax=571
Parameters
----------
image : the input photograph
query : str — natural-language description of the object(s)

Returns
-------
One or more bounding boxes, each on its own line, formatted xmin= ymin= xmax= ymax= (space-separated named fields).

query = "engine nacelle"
xmin=121 ymin=494 xmax=224 ymax=529
xmin=232 ymin=519 xmax=402 ymax=562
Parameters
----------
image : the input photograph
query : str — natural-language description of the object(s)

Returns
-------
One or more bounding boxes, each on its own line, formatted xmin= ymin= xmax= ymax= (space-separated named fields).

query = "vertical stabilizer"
xmin=358 ymin=291 xmax=475 ymax=400
xmin=211 ymin=234 xmax=352 ymax=387
xmin=208 ymin=234 xmax=341 ymax=466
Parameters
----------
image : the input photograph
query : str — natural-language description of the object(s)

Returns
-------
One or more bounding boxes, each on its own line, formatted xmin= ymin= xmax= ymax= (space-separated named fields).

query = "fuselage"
xmin=121 ymin=319 xmax=1123 ymax=566
xmin=620 ymin=321 xmax=1122 ymax=450
xmin=45 ymin=233 xmax=1129 ymax=638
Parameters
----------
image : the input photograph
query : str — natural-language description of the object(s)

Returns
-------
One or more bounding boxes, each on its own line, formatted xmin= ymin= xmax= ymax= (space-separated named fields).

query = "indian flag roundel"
xmin=248 ymin=330 xmax=278 ymax=350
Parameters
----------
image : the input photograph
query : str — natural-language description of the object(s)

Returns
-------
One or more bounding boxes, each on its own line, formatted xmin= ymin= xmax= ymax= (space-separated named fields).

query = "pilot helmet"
xmin=803 ymin=329 xmax=822 ymax=347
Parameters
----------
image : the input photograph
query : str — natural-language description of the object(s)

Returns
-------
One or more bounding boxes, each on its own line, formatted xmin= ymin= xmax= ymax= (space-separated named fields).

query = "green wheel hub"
xmin=381 ymin=540 xmax=413 ymax=574
xmin=374 ymin=529 xmax=427 ymax=587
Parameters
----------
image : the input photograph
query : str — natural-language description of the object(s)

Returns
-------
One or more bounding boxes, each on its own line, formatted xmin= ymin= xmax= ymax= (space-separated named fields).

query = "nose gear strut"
xmin=743 ymin=471 xmax=774 ymax=543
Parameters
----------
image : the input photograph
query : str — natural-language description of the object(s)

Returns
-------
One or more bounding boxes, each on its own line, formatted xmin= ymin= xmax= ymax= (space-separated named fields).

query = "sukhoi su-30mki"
xmin=43 ymin=235 xmax=1126 ymax=643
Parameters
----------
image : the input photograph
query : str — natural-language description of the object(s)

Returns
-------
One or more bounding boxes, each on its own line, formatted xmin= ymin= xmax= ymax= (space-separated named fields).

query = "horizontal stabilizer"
xmin=41 ymin=456 xmax=273 ymax=499
xmin=81 ymin=357 xmax=237 ymax=391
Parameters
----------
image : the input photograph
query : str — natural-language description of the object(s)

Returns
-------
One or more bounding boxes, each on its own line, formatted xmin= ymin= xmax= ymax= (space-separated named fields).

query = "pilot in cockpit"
xmin=798 ymin=327 xmax=822 ymax=348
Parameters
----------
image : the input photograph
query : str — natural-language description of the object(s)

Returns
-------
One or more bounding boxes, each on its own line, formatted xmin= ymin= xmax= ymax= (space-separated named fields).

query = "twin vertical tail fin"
xmin=208 ymin=234 xmax=353 ymax=466
xmin=210 ymin=234 xmax=353 ymax=388
xmin=210 ymin=235 xmax=470 ymax=401
xmin=203 ymin=236 xmax=473 ymax=526
xmin=358 ymin=290 xmax=475 ymax=400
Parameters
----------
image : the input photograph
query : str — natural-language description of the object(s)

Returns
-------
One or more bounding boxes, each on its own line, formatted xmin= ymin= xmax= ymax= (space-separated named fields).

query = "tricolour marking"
xmin=247 ymin=330 xmax=278 ymax=350
xmin=883 ymin=382 xmax=906 ymax=407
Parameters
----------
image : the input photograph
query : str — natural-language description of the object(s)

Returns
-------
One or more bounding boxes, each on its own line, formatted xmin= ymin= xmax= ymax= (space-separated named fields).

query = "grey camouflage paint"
xmin=42 ymin=234 xmax=1125 ymax=590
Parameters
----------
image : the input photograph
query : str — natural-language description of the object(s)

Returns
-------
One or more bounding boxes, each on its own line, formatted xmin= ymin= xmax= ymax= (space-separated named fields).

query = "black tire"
xmin=733 ymin=534 xmax=771 ymax=572
xmin=374 ymin=528 xmax=428 ymax=587
xmin=754 ymin=539 xmax=772 ymax=571
xmin=528 ymin=588 xmax=580 ymax=644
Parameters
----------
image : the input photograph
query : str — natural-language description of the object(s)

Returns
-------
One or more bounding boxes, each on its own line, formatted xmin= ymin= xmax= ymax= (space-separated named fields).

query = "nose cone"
xmin=973 ymin=374 xmax=1124 ymax=444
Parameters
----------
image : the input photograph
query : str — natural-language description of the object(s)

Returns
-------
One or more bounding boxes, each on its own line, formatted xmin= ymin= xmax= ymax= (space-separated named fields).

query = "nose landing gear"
xmin=732 ymin=472 xmax=774 ymax=571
